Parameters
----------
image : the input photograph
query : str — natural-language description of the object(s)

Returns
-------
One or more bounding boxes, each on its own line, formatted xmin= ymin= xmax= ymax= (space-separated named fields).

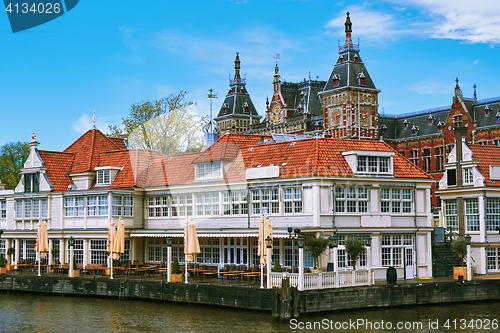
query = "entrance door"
xmin=223 ymin=238 xmax=248 ymax=265
xmin=404 ymin=247 xmax=414 ymax=279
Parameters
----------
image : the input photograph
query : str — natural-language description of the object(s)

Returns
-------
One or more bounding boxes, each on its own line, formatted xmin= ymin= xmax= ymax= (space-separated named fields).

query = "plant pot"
xmin=171 ymin=273 xmax=183 ymax=283
xmin=69 ymin=270 xmax=80 ymax=278
xmin=103 ymin=267 xmax=111 ymax=276
xmin=0 ymin=267 xmax=7 ymax=274
xmin=453 ymin=267 xmax=473 ymax=281
xmin=6 ymin=264 xmax=12 ymax=272
xmin=386 ymin=266 xmax=397 ymax=284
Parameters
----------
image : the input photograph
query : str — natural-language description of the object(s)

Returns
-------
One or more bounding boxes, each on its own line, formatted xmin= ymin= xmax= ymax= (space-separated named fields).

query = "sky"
xmin=1 ymin=0 xmax=500 ymax=151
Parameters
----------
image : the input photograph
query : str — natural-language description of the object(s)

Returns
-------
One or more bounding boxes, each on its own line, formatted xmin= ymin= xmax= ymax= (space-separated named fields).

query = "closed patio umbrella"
xmin=40 ymin=221 xmax=49 ymax=258
xmin=184 ymin=220 xmax=200 ymax=284
xmin=263 ymin=218 xmax=273 ymax=265
xmin=113 ymin=218 xmax=125 ymax=260
xmin=108 ymin=219 xmax=116 ymax=279
xmin=257 ymin=215 xmax=264 ymax=259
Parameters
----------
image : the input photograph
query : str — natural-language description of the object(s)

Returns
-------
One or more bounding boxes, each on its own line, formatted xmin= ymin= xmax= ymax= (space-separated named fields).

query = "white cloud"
xmin=408 ymin=79 xmax=454 ymax=95
xmin=71 ymin=114 xmax=117 ymax=134
xmin=386 ymin=0 xmax=500 ymax=45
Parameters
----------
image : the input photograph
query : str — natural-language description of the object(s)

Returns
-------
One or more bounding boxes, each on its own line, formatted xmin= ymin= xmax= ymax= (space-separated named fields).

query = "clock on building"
xmin=273 ymin=105 xmax=281 ymax=125
xmin=360 ymin=106 xmax=370 ymax=126
xmin=332 ymin=107 xmax=341 ymax=126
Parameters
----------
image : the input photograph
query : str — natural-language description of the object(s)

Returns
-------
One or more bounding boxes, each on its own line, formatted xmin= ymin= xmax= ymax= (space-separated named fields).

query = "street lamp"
xmin=166 ymin=237 xmax=172 ymax=283
xmin=465 ymin=234 xmax=471 ymax=246
xmin=287 ymin=227 xmax=301 ymax=273
xmin=365 ymin=235 xmax=372 ymax=285
xmin=365 ymin=235 xmax=372 ymax=247
xmin=332 ymin=234 xmax=339 ymax=287
xmin=69 ymin=236 xmax=75 ymax=278
xmin=297 ymin=235 xmax=305 ymax=291
xmin=265 ymin=236 xmax=272 ymax=289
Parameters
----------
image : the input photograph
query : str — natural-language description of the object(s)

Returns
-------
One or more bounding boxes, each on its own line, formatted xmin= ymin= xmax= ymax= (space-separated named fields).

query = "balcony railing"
xmin=269 ymin=269 xmax=373 ymax=290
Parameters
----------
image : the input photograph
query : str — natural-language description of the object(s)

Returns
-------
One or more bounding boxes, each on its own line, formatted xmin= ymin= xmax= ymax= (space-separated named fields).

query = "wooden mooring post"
xmin=271 ymin=277 xmax=300 ymax=322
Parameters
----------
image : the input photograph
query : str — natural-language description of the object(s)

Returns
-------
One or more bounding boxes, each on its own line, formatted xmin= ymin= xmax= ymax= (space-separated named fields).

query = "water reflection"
xmin=0 ymin=292 xmax=498 ymax=332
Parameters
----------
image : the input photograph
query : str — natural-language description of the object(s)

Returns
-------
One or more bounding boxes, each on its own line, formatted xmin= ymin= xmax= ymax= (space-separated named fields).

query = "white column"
xmin=5 ymin=239 xmax=10 ymax=264
xmin=467 ymin=243 xmax=472 ymax=281
xmin=48 ymin=239 xmax=53 ymax=266
xmin=69 ymin=245 xmax=74 ymax=278
xmin=312 ymin=185 xmax=320 ymax=227
xmin=479 ymin=196 xmax=486 ymax=243
xmin=334 ymin=247 xmax=338 ymax=287
xmin=59 ymin=239 xmax=65 ymax=264
xmin=167 ymin=246 xmax=172 ymax=283
xmin=14 ymin=239 xmax=20 ymax=264
xmin=83 ymin=239 xmax=88 ymax=268
xmin=266 ymin=246 xmax=272 ymax=289
xmin=367 ymin=246 xmax=372 ymax=285
xmin=298 ymin=247 xmax=304 ymax=291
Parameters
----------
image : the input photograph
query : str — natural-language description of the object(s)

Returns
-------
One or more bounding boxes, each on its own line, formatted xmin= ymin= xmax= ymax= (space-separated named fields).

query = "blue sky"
xmin=1 ymin=0 xmax=500 ymax=151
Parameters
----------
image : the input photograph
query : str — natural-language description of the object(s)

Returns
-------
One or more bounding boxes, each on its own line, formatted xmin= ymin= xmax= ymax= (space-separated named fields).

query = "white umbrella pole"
xmin=260 ymin=217 xmax=264 ymax=289
xmin=37 ymin=223 xmax=41 ymax=277
xmin=185 ymin=221 xmax=188 ymax=284
xmin=110 ymin=224 xmax=114 ymax=280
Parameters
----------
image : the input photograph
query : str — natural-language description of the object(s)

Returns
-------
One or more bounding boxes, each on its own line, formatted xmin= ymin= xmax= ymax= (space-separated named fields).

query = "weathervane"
xmin=92 ymin=111 xmax=97 ymax=129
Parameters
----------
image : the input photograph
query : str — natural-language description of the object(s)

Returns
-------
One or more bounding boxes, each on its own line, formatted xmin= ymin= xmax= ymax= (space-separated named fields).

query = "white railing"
xmin=268 ymin=270 xmax=372 ymax=290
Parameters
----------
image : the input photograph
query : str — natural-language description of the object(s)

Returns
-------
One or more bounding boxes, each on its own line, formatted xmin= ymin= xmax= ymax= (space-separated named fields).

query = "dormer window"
xmin=339 ymin=55 xmax=344 ymax=64
xmin=196 ymin=161 xmax=222 ymax=180
xmin=464 ymin=168 xmax=473 ymax=185
xmin=243 ymin=101 xmax=249 ymax=113
xmin=357 ymin=72 xmax=365 ymax=86
xmin=97 ymin=170 xmax=111 ymax=185
xmin=411 ymin=125 xmax=419 ymax=135
xmin=403 ymin=120 xmax=409 ymax=129
xmin=437 ymin=121 xmax=445 ymax=130
xmin=428 ymin=114 xmax=434 ymax=125
xmin=356 ymin=155 xmax=391 ymax=174
xmin=485 ymin=105 xmax=491 ymax=116
xmin=496 ymin=111 xmax=500 ymax=122
xmin=354 ymin=55 xmax=359 ymax=63
xmin=332 ymin=74 xmax=340 ymax=88
xmin=381 ymin=124 xmax=387 ymax=134
xmin=23 ymin=173 xmax=40 ymax=193
xmin=240 ymin=88 xmax=245 ymax=94
xmin=223 ymin=103 xmax=229 ymax=114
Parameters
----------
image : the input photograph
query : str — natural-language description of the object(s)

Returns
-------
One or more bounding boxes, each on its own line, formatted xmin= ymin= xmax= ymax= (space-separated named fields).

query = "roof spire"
xmin=473 ymin=83 xmax=477 ymax=100
xmin=92 ymin=111 xmax=97 ymax=129
xmin=345 ymin=12 xmax=352 ymax=46
xmin=234 ymin=52 xmax=241 ymax=80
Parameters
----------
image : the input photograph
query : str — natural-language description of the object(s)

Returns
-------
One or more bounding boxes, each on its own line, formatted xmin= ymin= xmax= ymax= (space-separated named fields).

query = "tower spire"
xmin=345 ymin=12 xmax=352 ymax=46
xmin=234 ymin=52 xmax=241 ymax=80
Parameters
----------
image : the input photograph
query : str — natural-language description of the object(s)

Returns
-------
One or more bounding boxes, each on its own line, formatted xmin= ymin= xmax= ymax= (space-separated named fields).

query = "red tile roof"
xmin=64 ymin=129 xmax=123 ymax=173
xmin=468 ymin=144 xmax=500 ymax=187
xmin=38 ymin=151 xmax=75 ymax=191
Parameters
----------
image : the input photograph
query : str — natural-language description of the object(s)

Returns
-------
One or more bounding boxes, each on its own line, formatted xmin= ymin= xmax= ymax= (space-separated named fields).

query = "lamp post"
xmin=166 ymin=237 xmax=172 ymax=283
xmin=297 ymin=235 xmax=305 ymax=291
xmin=328 ymin=234 xmax=335 ymax=264
xmin=266 ymin=236 xmax=272 ymax=289
xmin=332 ymin=234 xmax=338 ymax=287
xmin=365 ymin=235 xmax=372 ymax=285
xmin=68 ymin=236 xmax=74 ymax=278
xmin=465 ymin=234 xmax=471 ymax=281
xmin=287 ymin=227 xmax=301 ymax=273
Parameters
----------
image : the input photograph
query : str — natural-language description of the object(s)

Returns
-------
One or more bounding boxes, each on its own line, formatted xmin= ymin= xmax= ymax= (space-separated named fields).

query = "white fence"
xmin=269 ymin=270 xmax=373 ymax=290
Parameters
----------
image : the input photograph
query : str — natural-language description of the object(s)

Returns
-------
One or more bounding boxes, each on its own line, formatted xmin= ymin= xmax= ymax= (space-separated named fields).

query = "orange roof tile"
xmin=469 ymin=144 xmax=500 ymax=187
xmin=38 ymin=150 xmax=75 ymax=191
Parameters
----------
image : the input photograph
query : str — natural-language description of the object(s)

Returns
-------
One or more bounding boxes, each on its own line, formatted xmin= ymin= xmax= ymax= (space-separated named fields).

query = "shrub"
xmin=272 ymin=261 xmax=282 ymax=272
xmin=345 ymin=237 xmax=366 ymax=270
xmin=451 ymin=236 xmax=467 ymax=268
xmin=172 ymin=257 xmax=181 ymax=274
xmin=307 ymin=237 xmax=329 ymax=269
xmin=0 ymin=255 xmax=5 ymax=268
xmin=73 ymin=256 xmax=78 ymax=271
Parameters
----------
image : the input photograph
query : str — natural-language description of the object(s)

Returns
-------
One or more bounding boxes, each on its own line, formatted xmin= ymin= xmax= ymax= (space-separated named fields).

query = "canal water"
xmin=0 ymin=292 xmax=498 ymax=332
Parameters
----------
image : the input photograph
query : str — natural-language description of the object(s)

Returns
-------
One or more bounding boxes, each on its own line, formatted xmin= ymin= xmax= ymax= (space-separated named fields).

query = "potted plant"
xmin=451 ymin=236 xmax=471 ymax=280
xmin=6 ymin=247 xmax=15 ymax=271
xmin=49 ymin=248 xmax=60 ymax=273
xmin=103 ymin=252 xmax=111 ymax=275
xmin=69 ymin=256 xmax=80 ymax=278
xmin=0 ymin=255 xmax=6 ymax=274
xmin=272 ymin=261 xmax=283 ymax=273
xmin=307 ymin=237 xmax=330 ymax=270
xmin=345 ymin=236 xmax=366 ymax=270
xmin=171 ymin=257 xmax=182 ymax=282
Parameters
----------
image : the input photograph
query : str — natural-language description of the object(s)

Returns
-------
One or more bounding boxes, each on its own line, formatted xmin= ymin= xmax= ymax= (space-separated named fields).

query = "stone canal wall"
xmin=1 ymin=275 xmax=500 ymax=321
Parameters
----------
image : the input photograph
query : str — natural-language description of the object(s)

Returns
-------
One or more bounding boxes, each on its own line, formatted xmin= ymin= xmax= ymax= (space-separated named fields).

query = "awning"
xmin=130 ymin=231 xmax=290 ymax=238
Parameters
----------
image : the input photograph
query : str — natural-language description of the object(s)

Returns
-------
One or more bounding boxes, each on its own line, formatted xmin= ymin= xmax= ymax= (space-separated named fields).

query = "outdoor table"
xmin=202 ymin=271 xmax=218 ymax=281
xmin=224 ymin=271 xmax=243 ymax=280
xmin=86 ymin=267 xmax=105 ymax=275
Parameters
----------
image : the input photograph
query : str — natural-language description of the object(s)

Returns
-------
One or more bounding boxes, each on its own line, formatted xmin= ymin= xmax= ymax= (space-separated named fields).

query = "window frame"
xmin=334 ymin=185 xmax=369 ymax=214
xmin=380 ymin=188 xmax=413 ymax=214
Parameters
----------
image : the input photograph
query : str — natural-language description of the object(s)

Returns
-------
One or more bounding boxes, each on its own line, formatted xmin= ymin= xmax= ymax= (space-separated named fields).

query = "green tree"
xmin=451 ymin=236 xmax=467 ymax=268
xmin=108 ymin=91 xmax=206 ymax=155
xmin=345 ymin=237 xmax=366 ymax=270
xmin=307 ymin=237 xmax=329 ymax=269
xmin=0 ymin=141 xmax=30 ymax=189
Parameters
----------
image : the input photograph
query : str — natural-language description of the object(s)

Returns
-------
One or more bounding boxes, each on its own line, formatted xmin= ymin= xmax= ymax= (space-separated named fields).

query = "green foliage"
xmin=0 ymin=141 xmax=30 ymax=189
xmin=51 ymin=248 xmax=59 ymax=257
xmin=7 ymin=248 xmax=15 ymax=257
xmin=451 ymin=236 xmax=467 ymax=268
xmin=0 ymin=255 xmax=5 ymax=268
xmin=73 ymin=256 xmax=78 ymax=271
xmin=272 ymin=261 xmax=282 ymax=272
xmin=172 ymin=257 xmax=181 ymax=274
xmin=307 ymin=237 xmax=330 ymax=269
xmin=107 ymin=91 xmax=206 ymax=155
xmin=345 ymin=237 xmax=366 ymax=270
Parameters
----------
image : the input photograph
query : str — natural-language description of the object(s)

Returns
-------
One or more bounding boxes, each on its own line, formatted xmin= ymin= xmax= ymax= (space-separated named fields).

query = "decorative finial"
xmin=121 ymin=124 xmax=128 ymax=135
xmin=275 ymin=53 xmax=280 ymax=66
xmin=266 ymin=96 xmax=269 ymax=109
xmin=31 ymin=131 xmax=37 ymax=142
xmin=345 ymin=12 xmax=352 ymax=45
xmin=234 ymin=52 xmax=241 ymax=80
xmin=455 ymin=77 xmax=459 ymax=87
xmin=473 ymin=83 xmax=477 ymax=99
xmin=92 ymin=111 xmax=97 ymax=129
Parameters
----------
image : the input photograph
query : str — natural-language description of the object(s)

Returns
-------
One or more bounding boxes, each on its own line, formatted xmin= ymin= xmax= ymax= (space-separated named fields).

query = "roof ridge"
xmin=87 ymin=129 xmax=96 ymax=171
